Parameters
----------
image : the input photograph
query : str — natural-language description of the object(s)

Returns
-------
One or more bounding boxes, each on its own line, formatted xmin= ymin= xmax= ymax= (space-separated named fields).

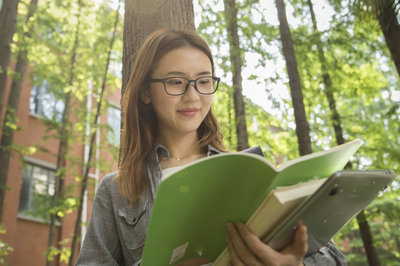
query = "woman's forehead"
xmin=152 ymin=47 xmax=212 ymax=76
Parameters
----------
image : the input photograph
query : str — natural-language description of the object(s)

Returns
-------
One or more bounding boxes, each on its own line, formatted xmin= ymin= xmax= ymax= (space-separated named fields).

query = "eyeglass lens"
xmin=165 ymin=77 xmax=217 ymax=95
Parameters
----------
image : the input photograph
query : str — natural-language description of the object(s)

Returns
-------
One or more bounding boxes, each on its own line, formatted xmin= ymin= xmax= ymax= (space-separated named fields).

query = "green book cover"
xmin=141 ymin=139 xmax=362 ymax=265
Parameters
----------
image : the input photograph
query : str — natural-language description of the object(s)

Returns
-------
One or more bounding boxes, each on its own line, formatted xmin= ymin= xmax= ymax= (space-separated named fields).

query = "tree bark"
xmin=275 ymin=0 xmax=312 ymax=156
xmin=121 ymin=0 xmax=195 ymax=164
xmin=228 ymin=87 xmax=233 ymax=148
xmin=68 ymin=1 xmax=121 ymax=265
xmin=122 ymin=0 xmax=195 ymax=96
xmin=0 ymin=0 xmax=37 ymax=223
xmin=396 ymin=237 xmax=400 ymax=254
xmin=0 ymin=0 xmax=20 ymax=112
xmin=357 ymin=211 xmax=381 ymax=266
xmin=306 ymin=0 xmax=345 ymax=146
xmin=377 ymin=1 xmax=400 ymax=78
xmin=46 ymin=0 xmax=82 ymax=264
xmin=223 ymin=0 xmax=249 ymax=151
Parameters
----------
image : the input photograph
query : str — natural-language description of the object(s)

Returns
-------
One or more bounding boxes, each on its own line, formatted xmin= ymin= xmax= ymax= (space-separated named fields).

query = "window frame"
xmin=29 ymin=79 xmax=64 ymax=122
xmin=107 ymin=103 xmax=121 ymax=147
xmin=17 ymin=157 xmax=58 ymax=224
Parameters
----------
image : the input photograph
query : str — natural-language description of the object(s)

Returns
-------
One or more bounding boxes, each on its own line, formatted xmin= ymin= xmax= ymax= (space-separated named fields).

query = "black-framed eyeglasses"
xmin=150 ymin=76 xmax=220 ymax=96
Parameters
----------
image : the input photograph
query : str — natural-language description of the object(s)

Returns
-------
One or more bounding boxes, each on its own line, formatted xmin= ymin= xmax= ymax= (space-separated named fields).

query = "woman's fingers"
xmin=235 ymin=222 xmax=278 ymax=265
xmin=226 ymin=222 xmax=262 ymax=266
xmin=282 ymin=225 xmax=308 ymax=259
xmin=233 ymin=222 xmax=307 ymax=266
xmin=175 ymin=257 xmax=211 ymax=266
xmin=226 ymin=233 xmax=244 ymax=266
xmin=292 ymin=225 xmax=308 ymax=258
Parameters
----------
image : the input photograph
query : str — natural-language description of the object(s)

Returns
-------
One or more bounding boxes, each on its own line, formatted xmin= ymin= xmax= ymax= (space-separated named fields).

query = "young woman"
xmin=76 ymin=29 xmax=346 ymax=266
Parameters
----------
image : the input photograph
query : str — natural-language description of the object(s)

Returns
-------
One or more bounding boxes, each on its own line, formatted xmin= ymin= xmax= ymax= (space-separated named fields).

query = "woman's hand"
xmin=175 ymin=257 xmax=211 ymax=266
xmin=226 ymin=222 xmax=307 ymax=266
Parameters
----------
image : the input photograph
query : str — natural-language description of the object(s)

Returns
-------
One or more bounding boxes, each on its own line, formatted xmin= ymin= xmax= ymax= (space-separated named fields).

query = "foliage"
xmin=198 ymin=0 xmax=299 ymax=157
xmin=45 ymin=238 xmax=71 ymax=263
xmin=199 ymin=0 xmax=400 ymax=264
xmin=0 ymin=224 xmax=13 ymax=265
xmin=4 ymin=0 xmax=123 ymax=263
xmin=3 ymin=0 xmax=399 ymax=264
xmin=290 ymin=0 xmax=400 ymax=264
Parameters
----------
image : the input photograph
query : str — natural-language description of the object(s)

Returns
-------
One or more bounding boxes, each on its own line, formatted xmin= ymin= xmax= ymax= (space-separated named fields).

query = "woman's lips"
xmin=178 ymin=108 xmax=199 ymax=117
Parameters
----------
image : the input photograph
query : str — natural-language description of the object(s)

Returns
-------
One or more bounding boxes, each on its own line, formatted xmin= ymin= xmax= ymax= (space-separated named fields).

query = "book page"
xmin=278 ymin=139 xmax=361 ymax=170
xmin=271 ymin=139 xmax=362 ymax=188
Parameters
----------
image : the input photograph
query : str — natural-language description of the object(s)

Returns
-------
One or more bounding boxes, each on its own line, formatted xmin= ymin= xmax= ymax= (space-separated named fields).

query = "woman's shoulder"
xmin=100 ymin=170 xmax=119 ymax=184
xmin=95 ymin=170 xmax=141 ymax=211
xmin=96 ymin=171 xmax=121 ymax=197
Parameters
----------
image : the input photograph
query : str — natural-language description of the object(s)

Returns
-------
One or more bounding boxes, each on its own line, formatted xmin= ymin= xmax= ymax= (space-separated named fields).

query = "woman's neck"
xmin=156 ymin=131 xmax=206 ymax=168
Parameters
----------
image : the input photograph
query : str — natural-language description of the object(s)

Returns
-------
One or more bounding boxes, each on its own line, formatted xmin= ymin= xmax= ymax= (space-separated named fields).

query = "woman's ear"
xmin=141 ymin=90 xmax=151 ymax=104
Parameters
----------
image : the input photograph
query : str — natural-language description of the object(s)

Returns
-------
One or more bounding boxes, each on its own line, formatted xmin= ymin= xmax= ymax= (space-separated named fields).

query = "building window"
xmin=30 ymin=80 xmax=64 ymax=122
xmin=18 ymin=162 xmax=56 ymax=221
xmin=109 ymin=51 xmax=122 ymax=79
xmin=107 ymin=106 xmax=121 ymax=147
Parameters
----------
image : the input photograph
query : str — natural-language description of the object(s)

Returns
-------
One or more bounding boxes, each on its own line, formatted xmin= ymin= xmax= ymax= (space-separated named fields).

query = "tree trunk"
xmin=0 ymin=0 xmax=19 ymax=112
xmin=223 ymin=0 xmax=249 ymax=151
xmin=357 ymin=211 xmax=381 ymax=266
xmin=307 ymin=1 xmax=380 ymax=264
xmin=228 ymin=87 xmax=233 ymax=148
xmin=46 ymin=0 xmax=82 ymax=265
xmin=0 ymin=0 xmax=37 ymax=223
xmin=396 ymin=237 xmax=400 ymax=254
xmin=67 ymin=2 xmax=121 ymax=265
xmin=121 ymin=0 xmax=195 ymax=164
xmin=0 ymin=50 xmax=28 ymax=223
xmin=122 ymin=0 xmax=195 ymax=95
xmin=275 ymin=0 xmax=312 ymax=156
xmin=377 ymin=1 xmax=400 ymax=78
xmin=307 ymin=0 xmax=345 ymax=146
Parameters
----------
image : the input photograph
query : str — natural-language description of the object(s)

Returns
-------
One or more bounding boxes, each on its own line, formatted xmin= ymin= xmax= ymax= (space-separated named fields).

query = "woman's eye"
xmin=167 ymin=79 xmax=184 ymax=86
xmin=199 ymin=78 xmax=211 ymax=85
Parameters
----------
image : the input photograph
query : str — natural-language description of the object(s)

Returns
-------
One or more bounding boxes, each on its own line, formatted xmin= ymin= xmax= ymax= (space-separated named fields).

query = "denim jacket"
xmin=76 ymin=145 xmax=347 ymax=266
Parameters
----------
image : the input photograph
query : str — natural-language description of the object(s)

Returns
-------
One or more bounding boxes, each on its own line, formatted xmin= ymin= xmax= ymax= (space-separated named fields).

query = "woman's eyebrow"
xmin=166 ymin=71 xmax=212 ymax=76
xmin=166 ymin=71 xmax=185 ymax=76
xmin=197 ymin=71 xmax=212 ymax=76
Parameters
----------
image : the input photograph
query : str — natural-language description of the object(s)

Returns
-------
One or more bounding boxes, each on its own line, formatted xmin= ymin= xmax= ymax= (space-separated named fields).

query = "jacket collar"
xmin=151 ymin=143 xmax=221 ymax=163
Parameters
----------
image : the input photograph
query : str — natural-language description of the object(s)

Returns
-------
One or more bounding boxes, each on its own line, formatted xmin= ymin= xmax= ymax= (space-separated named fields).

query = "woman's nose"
xmin=182 ymin=81 xmax=200 ymax=100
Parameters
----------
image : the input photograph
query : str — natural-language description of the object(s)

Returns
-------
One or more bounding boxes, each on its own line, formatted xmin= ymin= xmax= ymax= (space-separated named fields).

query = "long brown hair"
xmin=118 ymin=29 xmax=225 ymax=204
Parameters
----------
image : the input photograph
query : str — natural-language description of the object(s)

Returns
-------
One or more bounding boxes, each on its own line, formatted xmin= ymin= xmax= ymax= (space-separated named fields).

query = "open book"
xmin=213 ymin=178 xmax=327 ymax=265
xmin=140 ymin=140 xmax=363 ymax=265
xmin=214 ymin=169 xmax=396 ymax=265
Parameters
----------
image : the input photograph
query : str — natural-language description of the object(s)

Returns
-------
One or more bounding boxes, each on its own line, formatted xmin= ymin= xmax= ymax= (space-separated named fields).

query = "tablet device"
xmin=264 ymin=169 xmax=397 ymax=254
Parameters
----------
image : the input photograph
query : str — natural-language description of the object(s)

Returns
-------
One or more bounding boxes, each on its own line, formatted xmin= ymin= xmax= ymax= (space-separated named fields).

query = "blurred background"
xmin=0 ymin=0 xmax=399 ymax=265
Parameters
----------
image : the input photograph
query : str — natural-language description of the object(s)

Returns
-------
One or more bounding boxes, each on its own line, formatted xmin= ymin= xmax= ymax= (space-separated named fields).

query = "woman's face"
xmin=142 ymin=46 xmax=214 ymax=139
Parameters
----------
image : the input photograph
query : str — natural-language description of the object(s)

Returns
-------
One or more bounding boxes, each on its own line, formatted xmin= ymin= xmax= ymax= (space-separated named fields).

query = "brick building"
xmin=1 ymin=61 xmax=121 ymax=265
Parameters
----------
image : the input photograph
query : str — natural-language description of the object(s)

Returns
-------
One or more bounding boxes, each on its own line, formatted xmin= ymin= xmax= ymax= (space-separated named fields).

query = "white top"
xmin=161 ymin=165 xmax=185 ymax=181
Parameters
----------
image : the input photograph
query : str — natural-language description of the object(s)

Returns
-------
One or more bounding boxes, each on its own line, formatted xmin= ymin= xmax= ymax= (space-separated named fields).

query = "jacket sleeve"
xmin=303 ymin=241 xmax=347 ymax=265
xmin=76 ymin=178 xmax=122 ymax=266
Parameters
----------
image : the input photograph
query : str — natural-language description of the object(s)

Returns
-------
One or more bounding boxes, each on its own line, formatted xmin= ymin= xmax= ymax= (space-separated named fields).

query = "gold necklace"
xmin=167 ymin=153 xmax=205 ymax=162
